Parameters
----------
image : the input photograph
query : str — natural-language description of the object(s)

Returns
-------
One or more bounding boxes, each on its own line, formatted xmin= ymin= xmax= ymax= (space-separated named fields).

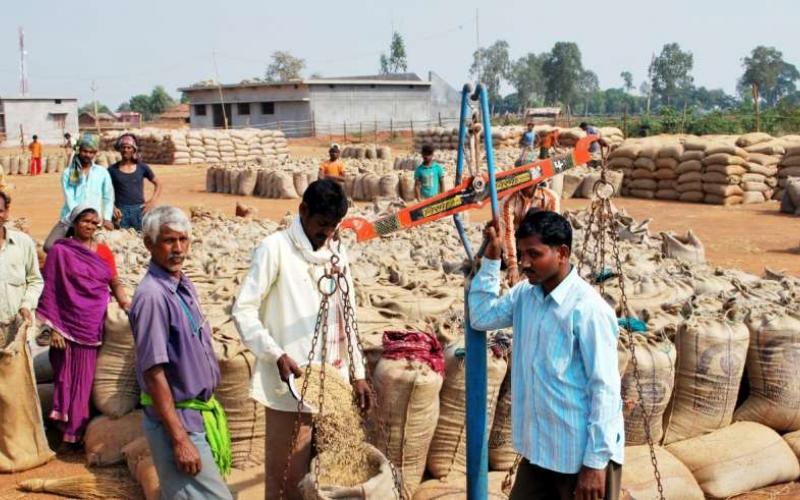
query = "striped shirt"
xmin=469 ymin=259 xmax=624 ymax=473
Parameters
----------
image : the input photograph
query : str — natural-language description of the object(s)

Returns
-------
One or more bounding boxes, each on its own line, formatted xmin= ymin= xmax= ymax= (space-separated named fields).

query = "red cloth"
xmin=95 ymin=243 xmax=118 ymax=278
xmin=382 ymin=330 xmax=445 ymax=375
xmin=29 ymin=157 xmax=42 ymax=175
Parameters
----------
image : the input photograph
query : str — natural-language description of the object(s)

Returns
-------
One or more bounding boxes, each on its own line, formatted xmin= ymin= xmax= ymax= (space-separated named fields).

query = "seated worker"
xmin=319 ymin=144 xmax=346 ymax=185
xmin=414 ymin=144 xmax=445 ymax=200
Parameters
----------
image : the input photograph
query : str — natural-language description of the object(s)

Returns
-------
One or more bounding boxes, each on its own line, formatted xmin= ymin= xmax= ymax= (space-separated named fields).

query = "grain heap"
xmin=100 ymin=128 xmax=289 ymax=165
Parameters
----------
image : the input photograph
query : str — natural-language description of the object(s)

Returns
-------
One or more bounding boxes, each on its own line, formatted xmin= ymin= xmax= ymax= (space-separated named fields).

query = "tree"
xmin=739 ymin=46 xmax=800 ymax=107
xmin=180 ymin=92 xmax=191 ymax=104
xmin=649 ymin=43 xmax=694 ymax=107
xmin=265 ymin=51 xmax=305 ymax=82
xmin=149 ymin=85 xmax=175 ymax=115
xmin=379 ymin=32 xmax=408 ymax=74
xmin=79 ymin=101 xmax=112 ymax=115
xmin=469 ymin=40 xmax=511 ymax=112
xmin=542 ymin=42 xmax=585 ymax=109
xmin=510 ymin=53 xmax=545 ymax=111
xmin=117 ymin=102 xmax=131 ymax=112
xmin=620 ymin=71 xmax=634 ymax=93
xmin=128 ymin=94 xmax=152 ymax=120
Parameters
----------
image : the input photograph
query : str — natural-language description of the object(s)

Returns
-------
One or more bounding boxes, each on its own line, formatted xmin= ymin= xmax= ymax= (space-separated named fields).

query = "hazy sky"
xmin=1 ymin=0 xmax=798 ymax=108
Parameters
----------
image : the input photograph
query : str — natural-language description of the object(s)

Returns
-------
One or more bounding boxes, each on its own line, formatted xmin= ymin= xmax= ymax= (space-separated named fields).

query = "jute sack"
xmin=275 ymin=172 xmax=299 ymax=199
xmin=84 ymin=410 xmax=144 ymax=466
xmin=622 ymin=331 xmax=676 ymax=445
xmin=92 ymin=302 xmax=139 ymax=417
xmin=702 ymin=172 xmax=740 ymax=185
xmin=0 ymin=319 xmax=55 ymax=472
xmin=679 ymin=150 xmax=705 ymax=162
xmin=488 ymin=369 xmax=516 ymax=472
xmin=293 ymin=171 xmax=310 ymax=197
xmin=734 ymin=308 xmax=800 ymax=432
xmin=561 ymin=173 xmax=584 ymax=199
xmin=299 ymin=444 xmax=396 ymax=500
xmin=704 ymin=194 xmax=743 ymax=206
xmin=621 ymin=445 xmax=703 ymax=499
xmin=705 ymin=164 xmax=746 ymax=176
xmin=676 ymin=160 xmax=703 ymax=174
xmin=784 ymin=430 xmax=800 ymax=459
xmin=629 ymin=189 xmax=655 ymax=199
xmin=214 ymin=168 xmax=225 ymax=193
xmin=399 ymin=173 xmax=416 ymax=202
xmin=372 ymin=332 xmax=444 ymax=499
xmin=676 ymin=182 xmax=702 ymax=194
xmin=661 ymin=230 xmax=705 ymax=265
xmin=123 ymin=437 xmax=160 ymax=500
xmin=237 ymin=169 xmax=258 ymax=196
xmin=206 ymin=167 xmax=216 ymax=192
xmin=742 ymin=191 xmax=767 ymax=204
xmin=666 ymin=422 xmax=800 ymax=499
xmin=213 ymin=331 xmax=265 ymax=469
xmin=655 ymin=189 xmax=680 ymax=200
xmin=661 ymin=317 xmax=749 ymax=445
xmin=427 ymin=339 xmax=507 ymax=479
xmin=736 ymin=132 xmax=772 ymax=147
xmin=379 ymin=174 xmax=400 ymax=198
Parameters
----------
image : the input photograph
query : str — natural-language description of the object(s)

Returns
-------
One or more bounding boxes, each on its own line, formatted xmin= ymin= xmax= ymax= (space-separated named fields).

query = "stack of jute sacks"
xmin=777 ymin=142 xmax=800 ymax=201
xmin=100 ymin=128 xmax=290 ymax=166
xmin=609 ymin=133 xmax=800 ymax=205
xmin=412 ymin=125 xmax=624 ymax=151
xmin=0 ymin=154 xmax=70 ymax=176
xmin=340 ymin=144 xmax=392 ymax=160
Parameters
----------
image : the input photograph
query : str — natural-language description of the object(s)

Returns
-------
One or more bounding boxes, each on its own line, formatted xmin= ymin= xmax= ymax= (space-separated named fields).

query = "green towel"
xmin=140 ymin=393 xmax=232 ymax=477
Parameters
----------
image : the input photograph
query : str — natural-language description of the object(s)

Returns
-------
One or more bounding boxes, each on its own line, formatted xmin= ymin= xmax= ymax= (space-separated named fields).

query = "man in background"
xmin=414 ymin=144 xmax=446 ymax=200
xmin=319 ymin=144 xmax=346 ymax=186
xmin=28 ymin=135 xmax=43 ymax=176
xmin=0 ymin=190 xmax=43 ymax=326
xmin=580 ymin=122 xmax=602 ymax=167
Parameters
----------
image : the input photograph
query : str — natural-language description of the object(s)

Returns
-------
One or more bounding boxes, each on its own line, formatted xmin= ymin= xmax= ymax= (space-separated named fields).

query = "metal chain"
xmin=579 ymin=147 xmax=665 ymax=500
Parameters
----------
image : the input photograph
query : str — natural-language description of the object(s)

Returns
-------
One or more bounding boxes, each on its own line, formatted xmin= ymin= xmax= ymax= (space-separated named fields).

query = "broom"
xmin=19 ymin=474 xmax=132 ymax=499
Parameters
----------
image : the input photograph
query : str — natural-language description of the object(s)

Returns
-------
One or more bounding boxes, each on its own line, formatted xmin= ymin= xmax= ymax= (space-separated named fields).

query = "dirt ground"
xmin=4 ymin=164 xmax=798 ymax=277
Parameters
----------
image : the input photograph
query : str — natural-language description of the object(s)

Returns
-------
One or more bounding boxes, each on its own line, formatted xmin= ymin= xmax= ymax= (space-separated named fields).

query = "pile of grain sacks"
xmin=340 ymin=144 xmax=392 ymax=160
xmin=100 ymin=128 xmax=289 ymax=166
xmin=609 ymin=133 xmax=800 ymax=205
xmin=412 ymin=125 xmax=624 ymax=151
xmin=0 ymin=154 xmax=70 ymax=176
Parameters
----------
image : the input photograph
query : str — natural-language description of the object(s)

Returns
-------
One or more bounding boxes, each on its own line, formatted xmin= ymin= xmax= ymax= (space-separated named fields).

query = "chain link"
xmin=578 ymin=146 xmax=665 ymax=500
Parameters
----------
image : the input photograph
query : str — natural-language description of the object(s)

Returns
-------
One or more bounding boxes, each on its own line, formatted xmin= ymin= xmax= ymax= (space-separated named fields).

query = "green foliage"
xmin=470 ymin=40 xmax=512 ymax=112
xmin=380 ymin=32 xmax=408 ymax=74
xmin=620 ymin=71 xmax=634 ymax=92
xmin=122 ymin=86 xmax=177 ymax=121
xmin=265 ymin=51 xmax=305 ymax=82
xmin=79 ymin=101 xmax=112 ymax=115
xmin=739 ymin=46 xmax=800 ymax=107
xmin=542 ymin=42 xmax=585 ymax=109
xmin=510 ymin=53 xmax=545 ymax=111
xmin=650 ymin=43 xmax=694 ymax=107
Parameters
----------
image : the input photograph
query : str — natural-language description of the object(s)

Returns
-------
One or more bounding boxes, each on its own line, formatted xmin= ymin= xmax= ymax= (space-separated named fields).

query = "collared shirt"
xmin=231 ymin=223 xmax=365 ymax=412
xmin=59 ymin=164 xmax=115 ymax=221
xmin=469 ymin=260 xmax=624 ymax=473
xmin=0 ymin=227 xmax=43 ymax=323
xmin=129 ymin=262 xmax=221 ymax=433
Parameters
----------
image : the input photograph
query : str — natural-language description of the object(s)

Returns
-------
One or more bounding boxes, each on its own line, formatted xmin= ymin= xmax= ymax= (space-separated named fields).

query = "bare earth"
xmin=5 ymin=164 xmax=798 ymax=277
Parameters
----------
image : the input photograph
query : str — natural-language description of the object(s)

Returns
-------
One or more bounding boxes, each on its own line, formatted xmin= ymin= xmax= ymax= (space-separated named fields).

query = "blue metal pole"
xmin=465 ymin=83 xmax=500 ymax=500
xmin=453 ymin=84 xmax=474 ymax=261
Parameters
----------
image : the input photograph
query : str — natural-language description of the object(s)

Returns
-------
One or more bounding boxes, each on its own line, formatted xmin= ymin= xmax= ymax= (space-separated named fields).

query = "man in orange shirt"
xmin=319 ymin=144 xmax=346 ymax=185
xmin=536 ymin=129 xmax=560 ymax=159
xmin=28 ymin=135 xmax=43 ymax=176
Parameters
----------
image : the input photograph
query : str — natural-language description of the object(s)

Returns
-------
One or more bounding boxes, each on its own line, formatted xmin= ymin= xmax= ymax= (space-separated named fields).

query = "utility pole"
xmin=212 ymin=50 xmax=229 ymax=129
xmin=18 ymin=27 xmax=29 ymax=96
xmin=91 ymin=80 xmax=101 ymax=135
xmin=475 ymin=9 xmax=481 ymax=78
xmin=752 ymin=83 xmax=760 ymax=133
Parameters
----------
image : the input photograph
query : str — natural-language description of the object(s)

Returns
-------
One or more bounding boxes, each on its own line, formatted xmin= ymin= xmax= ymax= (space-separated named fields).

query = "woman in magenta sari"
xmin=36 ymin=204 xmax=130 ymax=446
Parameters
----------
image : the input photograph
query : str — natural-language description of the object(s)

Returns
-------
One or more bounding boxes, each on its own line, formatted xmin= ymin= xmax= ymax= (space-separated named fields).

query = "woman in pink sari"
xmin=36 ymin=204 xmax=130 ymax=447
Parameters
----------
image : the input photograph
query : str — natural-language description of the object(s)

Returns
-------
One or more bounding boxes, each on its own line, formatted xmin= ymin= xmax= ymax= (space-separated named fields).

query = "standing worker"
xmin=28 ymin=135 xmax=43 ymax=176
xmin=109 ymin=134 xmax=162 ymax=231
xmin=470 ymin=210 xmax=624 ymax=500
xmin=232 ymin=180 xmax=369 ymax=500
xmin=580 ymin=122 xmax=602 ymax=167
xmin=537 ymin=128 xmax=560 ymax=159
xmin=63 ymin=132 xmax=75 ymax=165
xmin=44 ymin=134 xmax=114 ymax=251
xmin=414 ymin=144 xmax=446 ymax=200
xmin=129 ymin=206 xmax=232 ymax=499
xmin=0 ymin=190 xmax=43 ymax=325
xmin=318 ymin=143 xmax=346 ymax=186
xmin=516 ymin=122 xmax=536 ymax=165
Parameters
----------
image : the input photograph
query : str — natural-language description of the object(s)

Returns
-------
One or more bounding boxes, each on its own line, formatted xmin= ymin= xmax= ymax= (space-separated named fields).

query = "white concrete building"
xmin=179 ymin=72 xmax=460 ymax=137
xmin=0 ymin=96 xmax=79 ymax=147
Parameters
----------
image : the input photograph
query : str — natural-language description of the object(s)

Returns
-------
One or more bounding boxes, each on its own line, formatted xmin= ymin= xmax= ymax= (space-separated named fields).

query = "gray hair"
xmin=142 ymin=205 xmax=191 ymax=243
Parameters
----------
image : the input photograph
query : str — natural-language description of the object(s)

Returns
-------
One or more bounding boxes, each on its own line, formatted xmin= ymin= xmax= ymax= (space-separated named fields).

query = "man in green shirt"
xmin=414 ymin=144 xmax=446 ymax=200
xmin=0 ymin=190 xmax=43 ymax=325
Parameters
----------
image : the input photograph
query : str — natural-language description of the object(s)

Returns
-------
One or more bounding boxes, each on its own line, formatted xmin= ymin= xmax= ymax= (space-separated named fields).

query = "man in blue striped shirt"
xmin=470 ymin=210 xmax=624 ymax=500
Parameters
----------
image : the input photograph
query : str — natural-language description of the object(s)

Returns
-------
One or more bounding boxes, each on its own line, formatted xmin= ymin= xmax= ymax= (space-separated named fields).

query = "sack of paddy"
xmin=84 ymin=410 xmax=143 ymax=466
xmin=488 ymin=367 xmax=517 ymax=472
xmin=214 ymin=168 xmax=226 ymax=194
xmin=372 ymin=331 xmax=444 ymax=499
xmin=734 ymin=308 xmax=800 ymax=432
xmin=661 ymin=316 xmax=749 ymax=445
xmin=0 ymin=319 xmax=55 ymax=473
xmin=236 ymin=168 xmax=258 ymax=196
xmin=206 ymin=167 xmax=217 ymax=192
xmin=666 ymin=421 xmax=800 ymax=498
xmin=297 ymin=364 xmax=397 ymax=500
xmin=273 ymin=171 xmax=299 ymax=199
xmin=427 ymin=338 xmax=507 ymax=479
xmin=379 ymin=174 xmax=400 ymax=198
xmin=736 ymin=132 xmax=773 ymax=148
xmin=212 ymin=331 xmax=265 ymax=469
xmin=399 ymin=173 xmax=416 ymax=202
xmin=621 ymin=330 xmax=676 ymax=445
xmin=293 ymin=171 xmax=310 ymax=197
xmin=92 ymin=302 xmax=139 ymax=417
xmin=579 ymin=170 xmax=623 ymax=199
xmin=784 ymin=430 xmax=800 ymax=459
xmin=660 ymin=230 xmax=705 ymax=265
xmin=561 ymin=172 xmax=585 ymax=199
xmin=703 ymin=183 xmax=743 ymax=197
xmin=123 ymin=437 xmax=160 ymax=500
xmin=704 ymin=194 xmax=743 ymax=206
xmin=621 ymin=445 xmax=704 ymax=500
xmin=780 ymin=178 xmax=800 ymax=215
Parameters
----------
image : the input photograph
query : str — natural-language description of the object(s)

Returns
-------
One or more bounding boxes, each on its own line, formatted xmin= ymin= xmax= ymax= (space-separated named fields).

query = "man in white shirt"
xmin=232 ymin=179 xmax=370 ymax=500
xmin=0 ymin=190 xmax=43 ymax=326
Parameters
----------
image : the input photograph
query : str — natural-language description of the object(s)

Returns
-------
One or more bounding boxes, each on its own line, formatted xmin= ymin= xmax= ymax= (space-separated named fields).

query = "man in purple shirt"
xmin=129 ymin=205 xmax=232 ymax=500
